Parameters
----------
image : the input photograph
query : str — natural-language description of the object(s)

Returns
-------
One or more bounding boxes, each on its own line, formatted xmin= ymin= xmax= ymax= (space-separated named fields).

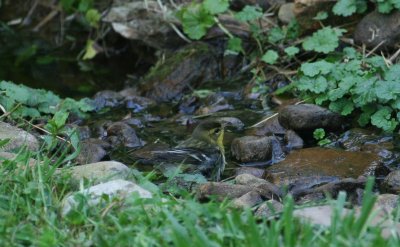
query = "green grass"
xmin=0 ymin=148 xmax=399 ymax=246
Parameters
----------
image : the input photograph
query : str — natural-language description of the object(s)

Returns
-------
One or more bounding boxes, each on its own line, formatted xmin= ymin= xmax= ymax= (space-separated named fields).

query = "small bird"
xmin=130 ymin=120 xmax=226 ymax=181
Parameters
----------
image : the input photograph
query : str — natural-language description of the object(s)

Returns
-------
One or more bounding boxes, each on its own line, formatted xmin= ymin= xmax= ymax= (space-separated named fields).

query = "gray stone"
xmin=0 ymin=121 xmax=39 ymax=152
xmin=232 ymin=191 xmax=263 ymax=208
xmin=75 ymin=139 xmax=107 ymax=165
xmin=278 ymin=3 xmax=295 ymax=24
xmin=106 ymin=122 xmax=143 ymax=148
xmin=235 ymin=167 xmax=265 ymax=178
xmin=278 ymin=104 xmax=343 ymax=131
xmin=374 ymin=194 xmax=400 ymax=214
xmin=354 ymin=10 xmax=400 ymax=50
xmin=67 ymin=161 xmax=131 ymax=187
xmin=284 ymin=130 xmax=303 ymax=150
xmin=61 ymin=179 xmax=152 ymax=215
xmin=255 ymin=200 xmax=283 ymax=218
xmin=231 ymin=136 xmax=274 ymax=162
xmin=383 ymin=170 xmax=400 ymax=194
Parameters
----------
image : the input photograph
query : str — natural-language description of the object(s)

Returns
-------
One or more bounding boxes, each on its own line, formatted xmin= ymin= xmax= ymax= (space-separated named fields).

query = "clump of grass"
xmin=0 ymin=146 xmax=399 ymax=246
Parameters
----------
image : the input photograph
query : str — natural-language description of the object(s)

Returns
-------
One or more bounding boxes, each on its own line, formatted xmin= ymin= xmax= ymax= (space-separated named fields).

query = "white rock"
xmin=61 ymin=179 xmax=152 ymax=215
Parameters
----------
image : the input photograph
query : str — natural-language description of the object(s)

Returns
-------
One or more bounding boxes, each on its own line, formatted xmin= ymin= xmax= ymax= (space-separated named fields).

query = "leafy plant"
xmin=294 ymin=48 xmax=400 ymax=132
xmin=0 ymin=81 xmax=95 ymax=119
xmin=333 ymin=0 xmax=400 ymax=16
xmin=302 ymin=27 xmax=346 ymax=54
xmin=313 ymin=128 xmax=332 ymax=146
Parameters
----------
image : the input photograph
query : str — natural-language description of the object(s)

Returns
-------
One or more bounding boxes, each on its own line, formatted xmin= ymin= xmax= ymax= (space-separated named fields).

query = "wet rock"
xmin=106 ymin=122 xmax=143 ymax=148
xmin=122 ymin=118 xmax=145 ymax=128
xmin=278 ymin=3 xmax=295 ymax=24
xmin=195 ymin=94 xmax=234 ymax=115
xmin=76 ymin=125 xmax=91 ymax=140
xmin=179 ymin=96 xmax=200 ymax=114
xmin=197 ymin=181 xmax=280 ymax=201
xmin=278 ymin=104 xmax=343 ymax=131
xmin=61 ymin=179 xmax=152 ymax=215
xmin=232 ymin=191 xmax=263 ymax=208
xmin=0 ymin=121 xmax=39 ymax=152
xmin=235 ymin=167 xmax=265 ymax=178
xmin=265 ymin=148 xmax=381 ymax=186
xmin=284 ymin=130 xmax=304 ymax=150
xmin=250 ymin=116 xmax=286 ymax=136
xmin=197 ymin=182 xmax=258 ymax=201
xmin=337 ymin=128 xmax=380 ymax=152
xmin=255 ymin=200 xmax=283 ymax=218
xmin=293 ymin=177 xmax=366 ymax=202
xmin=67 ymin=161 xmax=131 ymax=187
xmin=103 ymin=0 xmax=185 ymax=49
xmin=93 ymin=90 xmax=123 ymax=110
xmin=125 ymin=95 xmax=156 ymax=112
xmin=75 ymin=139 xmax=108 ymax=165
xmin=382 ymin=170 xmax=400 ymax=194
xmin=139 ymin=43 xmax=220 ymax=102
xmin=218 ymin=117 xmax=245 ymax=130
xmin=288 ymin=176 xmax=340 ymax=195
xmin=235 ymin=174 xmax=282 ymax=198
xmin=231 ymin=136 xmax=274 ymax=163
xmin=354 ymin=10 xmax=400 ymax=50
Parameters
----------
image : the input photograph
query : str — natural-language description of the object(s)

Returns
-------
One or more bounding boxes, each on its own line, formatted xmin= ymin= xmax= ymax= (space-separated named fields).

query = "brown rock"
xmin=235 ymin=167 xmax=265 ymax=178
xmin=231 ymin=136 xmax=274 ymax=162
xmin=255 ymin=200 xmax=283 ymax=218
xmin=232 ymin=191 xmax=263 ymax=208
xmin=382 ymin=170 xmax=400 ymax=194
xmin=265 ymin=148 xmax=382 ymax=186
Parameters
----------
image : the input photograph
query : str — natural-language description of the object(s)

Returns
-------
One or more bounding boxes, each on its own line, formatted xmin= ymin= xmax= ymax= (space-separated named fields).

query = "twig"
xmin=365 ymin=40 xmax=386 ymax=58
xmin=389 ymin=47 xmax=400 ymax=63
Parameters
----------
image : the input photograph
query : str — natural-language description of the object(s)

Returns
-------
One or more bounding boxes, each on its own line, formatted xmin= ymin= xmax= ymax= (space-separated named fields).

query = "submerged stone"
xmin=265 ymin=147 xmax=381 ymax=186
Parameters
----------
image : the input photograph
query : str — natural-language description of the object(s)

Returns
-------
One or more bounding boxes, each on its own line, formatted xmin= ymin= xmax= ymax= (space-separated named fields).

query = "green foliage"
xmin=284 ymin=46 xmax=300 ymax=57
xmin=302 ymin=27 xmax=346 ymax=54
xmin=294 ymin=49 xmax=400 ymax=132
xmin=234 ymin=5 xmax=263 ymax=22
xmin=333 ymin=0 xmax=399 ymax=15
xmin=261 ymin=50 xmax=279 ymax=65
xmin=177 ymin=3 xmax=215 ymax=40
xmin=0 ymin=81 xmax=95 ymax=119
xmin=313 ymin=128 xmax=332 ymax=146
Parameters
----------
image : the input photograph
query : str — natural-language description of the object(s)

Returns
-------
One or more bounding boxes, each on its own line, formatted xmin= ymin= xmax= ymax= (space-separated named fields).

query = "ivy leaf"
xmin=300 ymin=61 xmax=334 ymax=77
xmin=377 ymin=1 xmax=394 ymax=13
xmin=371 ymin=107 xmax=398 ymax=132
xmin=268 ymin=27 xmax=286 ymax=44
xmin=352 ymin=78 xmax=377 ymax=106
xmin=375 ymin=80 xmax=400 ymax=101
xmin=384 ymin=64 xmax=400 ymax=81
xmin=284 ymin=46 xmax=300 ymax=57
xmin=329 ymin=98 xmax=354 ymax=115
xmin=203 ymin=0 xmax=229 ymax=15
xmin=178 ymin=4 xmax=215 ymax=40
xmin=297 ymin=76 xmax=328 ymax=93
xmin=302 ymin=27 xmax=346 ymax=53
xmin=83 ymin=40 xmax=97 ymax=60
xmin=358 ymin=104 xmax=376 ymax=127
xmin=333 ymin=0 xmax=357 ymax=16
xmin=227 ymin=37 xmax=243 ymax=54
xmin=313 ymin=11 xmax=328 ymax=20
xmin=234 ymin=5 xmax=263 ymax=22
xmin=261 ymin=50 xmax=279 ymax=64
